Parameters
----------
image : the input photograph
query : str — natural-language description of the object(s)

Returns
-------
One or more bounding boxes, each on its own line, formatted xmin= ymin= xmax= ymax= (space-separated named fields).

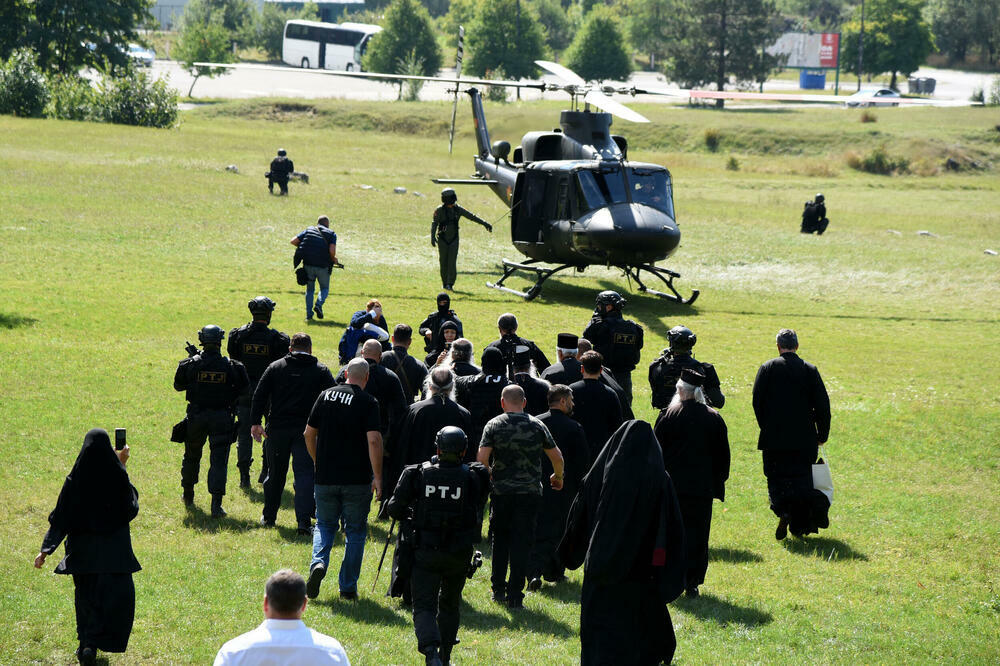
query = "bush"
xmin=726 ymin=155 xmax=740 ymax=171
xmin=0 ymin=49 xmax=50 ymax=118
xmin=846 ymin=144 xmax=909 ymax=175
xmin=46 ymin=75 xmax=96 ymax=121
xmin=95 ymin=66 xmax=178 ymax=128
xmin=398 ymin=50 xmax=425 ymax=102
xmin=704 ymin=128 xmax=721 ymax=152
xmin=859 ymin=109 xmax=877 ymax=123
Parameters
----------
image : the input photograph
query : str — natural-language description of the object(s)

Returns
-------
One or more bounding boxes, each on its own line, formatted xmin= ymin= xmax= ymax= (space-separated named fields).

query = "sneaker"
xmin=775 ymin=515 xmax=789 ymax=541
xmin=339 ymin=589 xmax=358 ymax=601
xmin=526 ymin=578 xmax=542 ymax=592
xmin=313 ymin=303 xmax=324 ymax=319
xmin=306 ymin=564 xmax=326 ymax=599
xmin=260 ymin=517 xmax=275 ymax=528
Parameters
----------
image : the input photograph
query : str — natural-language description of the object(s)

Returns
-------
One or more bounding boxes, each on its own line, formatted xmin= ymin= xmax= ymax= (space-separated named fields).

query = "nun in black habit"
xmin=34 ymin=429 xmax=141 ymax=665
xmin=559 ymin=420 xmax=686 ymax=665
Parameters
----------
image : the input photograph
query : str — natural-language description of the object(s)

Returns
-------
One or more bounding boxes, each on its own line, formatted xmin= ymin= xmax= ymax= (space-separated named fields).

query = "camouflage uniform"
xmin=479 ymin=412 xmax=556 ymax=605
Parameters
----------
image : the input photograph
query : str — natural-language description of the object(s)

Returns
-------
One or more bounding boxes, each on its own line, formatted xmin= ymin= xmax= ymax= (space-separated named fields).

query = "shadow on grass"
xmin=312 ymin=595 xmax=409 ymax=627
xmin=182 ymin=505 xmax=260 ymax=532
xmin=461 ymin=598 xmax=575 ymax=637
xmin=712 ymin=308 xmax=999 ymax=326
xmin=0 ymin=312 xmax=37 ymax=329
xmin=709 ymin=546 xmax=764 ymax=563
xmin=536 ymin=577 xmax=583 ymax=604
xmin=781 ymin=535 xmax=868 ymax=561
xmin=242 ymin=484 xmax=294 ymax=510
xmin=673 ymin=592 xmax=773 ymax=627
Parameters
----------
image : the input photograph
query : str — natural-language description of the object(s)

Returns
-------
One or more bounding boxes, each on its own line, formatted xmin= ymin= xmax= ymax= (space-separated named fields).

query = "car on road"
xmin=127 ymin=43 xmax=155 ymax=67
xmin=845 ymin=88 xmax=900 ymax=107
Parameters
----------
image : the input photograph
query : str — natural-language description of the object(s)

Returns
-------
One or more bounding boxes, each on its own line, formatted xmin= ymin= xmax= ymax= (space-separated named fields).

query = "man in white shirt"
xmin=214 ymin=569 xmax=349 ymax=665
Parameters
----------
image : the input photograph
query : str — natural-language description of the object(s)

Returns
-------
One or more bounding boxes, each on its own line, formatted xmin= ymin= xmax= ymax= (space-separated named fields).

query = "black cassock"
xmin=41 ymin=429 xmax=141 ymax=654
xmin=654 ymin=400 xmax=730 ymax=590
xmin=568 ymin=378 xmax=624 ymax=465
xmin=530 ymin=409 xmax=590 ymax=581
xmin=560 ymin=421 xmax=685 ymax=665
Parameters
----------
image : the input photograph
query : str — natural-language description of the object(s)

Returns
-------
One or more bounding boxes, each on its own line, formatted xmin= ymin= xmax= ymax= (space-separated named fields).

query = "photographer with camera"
xmin=385 ymin=427 xmax=490 ymax=666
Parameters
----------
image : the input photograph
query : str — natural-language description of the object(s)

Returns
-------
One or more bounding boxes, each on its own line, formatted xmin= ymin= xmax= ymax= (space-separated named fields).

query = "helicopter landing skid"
xmin=624 ymin=264 xmax=700 ymax=305
xmin=486 ymin=259 xmax=577 ymax=301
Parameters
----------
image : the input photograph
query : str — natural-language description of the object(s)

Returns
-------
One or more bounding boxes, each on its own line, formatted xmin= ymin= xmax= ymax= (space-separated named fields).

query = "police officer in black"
xmin=228 ymin=296 xmax=290 ymax=488
xmin=386 ymin=427 xmax=490 ymax=666
xmin=648 ymin=325 xmax=725 ymax=410
xmin=581 ymin=291 xmax=643 ymax=408
xmin=800 ymin=193 xmax=829 ymax=235
xmin=267 ymin=148 xmax=294 ymax=195
xmin=431 ymin=189 xmax=492 ymax=290
xmin=174 ymin=325 xmax=249 ymax=518
xmin=487 ymin=313 xmax=550 ymax=379
xmin=419 ymin=293 xmax=463 ymax=355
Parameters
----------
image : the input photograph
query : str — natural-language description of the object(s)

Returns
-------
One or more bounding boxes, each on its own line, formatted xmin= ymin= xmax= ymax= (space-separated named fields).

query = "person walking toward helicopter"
xmin=431 ymin=189 xmax=492 ymax=291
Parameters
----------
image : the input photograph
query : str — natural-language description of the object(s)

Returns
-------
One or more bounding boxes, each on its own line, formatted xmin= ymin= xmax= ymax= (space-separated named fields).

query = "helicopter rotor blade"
xmin=534 ymin=60 xmax=587 ymax=86
xmin=448 ymin=26 xmax=465 ymax=154
xmin=583 ymin=90 xmax=650 ymax=123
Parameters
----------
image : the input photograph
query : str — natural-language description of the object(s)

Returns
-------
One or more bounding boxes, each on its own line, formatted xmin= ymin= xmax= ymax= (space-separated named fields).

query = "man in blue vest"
xmin=290 ymin=216 xmax=337 ymax=321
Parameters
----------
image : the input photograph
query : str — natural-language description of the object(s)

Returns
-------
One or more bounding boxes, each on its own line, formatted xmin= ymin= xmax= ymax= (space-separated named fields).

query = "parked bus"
xmin=282 ymin=20 xmax=381 ymax=71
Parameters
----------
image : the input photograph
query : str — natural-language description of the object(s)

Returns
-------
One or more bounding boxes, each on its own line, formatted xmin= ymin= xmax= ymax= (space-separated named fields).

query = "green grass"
xmin=2 ymin=99 xmax=999 ymax=664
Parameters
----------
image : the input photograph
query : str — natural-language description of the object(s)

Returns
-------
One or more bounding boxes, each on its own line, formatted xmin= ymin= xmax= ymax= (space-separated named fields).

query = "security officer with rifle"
xmin=385 ymin=427 xmax=490 ymax=666
xmin=228 ymin=296 xmax=289 ymax=488
xmin=431 ymin=188 xmax=492 ymax=291
xmin=173 ymin=325 xmax=249 ymax=518
xmin=581 ymin=291 xmax=644 ymax=408
xmin=648 ymin=325 xmax=725 ymax=410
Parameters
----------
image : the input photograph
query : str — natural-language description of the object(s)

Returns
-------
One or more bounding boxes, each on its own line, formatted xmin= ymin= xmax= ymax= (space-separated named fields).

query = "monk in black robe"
xmin=654 ymin=369 xmax=730 ymax=597
xmin=560 ymin=420 xmax=686 ymax=665
xmin=34 ymin=429 xmax=141 ymax=665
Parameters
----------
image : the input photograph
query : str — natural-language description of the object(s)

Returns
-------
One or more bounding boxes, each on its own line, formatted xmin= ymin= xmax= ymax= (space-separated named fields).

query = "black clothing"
xmin=173 ymin=349 xmax=248 ymax=410
xmin=251 ymin=353 xmax=335 ymax=430
xmin=390 ymin=395 xmax=472 ymax=489
xmin=540 ymin=357 xmax=582 ymax=385
xmin=489 ymin=493 xmax=540 ymax=605
xmin=268 ymin=155 xmax=294 ymax=194
xmin=531 ymin=410 xmax=589 ymax=582
xmin=386 ymin=460 xmax=490 ymax=657
xmin=649 ymin=351 xmax=725 ymax=410
xmin=296 ymin=225 xmax=337 ymax=267
xmin=582 ymin=312 xmax=644 ymax=373
xmin=654 ymin=399 xmax=730 ymax=591
xmin=514 ymin=372 xmax=551 ymax=416
xmin=602 ymin=368 xmax=635 ymax=421
xmin=419 ymin=311 xmax=464 ymax=354
xmin=801 ymin=200 xmax=829 ymax=234
xmin=454 ymin=372 xmax=510 ymax=462
xmin=337 ymin=358 xmax=407 ymax=443
xmin=432 ymin=204 xmax=489 ymax=243
xmin=487 ymin=335 xmax=551 ymax=377
xmin=567 ymin=378 xmax=624 ymax=463
xmin=559 ymin=420 xmax=686 ymax=666
xmin=41 ymin=430 xmax=141 ymax=654
xmin=181 ymin=412 xmax=235 ymax=495
xmin=451 ymin=360 xmax=480 ymax=378
xmin=307 ymin=384 xmax=381 ymax=485
xmin=227 ymin=322 xmax=289 ymax=386
xmin=381 ymin=346 xmax=429 ymax=405
xmin=261 ymin=426 xmax=315 ymax=528
xmin=753 ymin=352 xmax=831 ymax=536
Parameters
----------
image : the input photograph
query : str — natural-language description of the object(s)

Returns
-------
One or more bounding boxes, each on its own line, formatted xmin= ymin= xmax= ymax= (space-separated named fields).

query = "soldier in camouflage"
xmin=477 ymin=385 xmax=564 ymax=609
xmin=431 ymin=188 xmax=492 ymax=290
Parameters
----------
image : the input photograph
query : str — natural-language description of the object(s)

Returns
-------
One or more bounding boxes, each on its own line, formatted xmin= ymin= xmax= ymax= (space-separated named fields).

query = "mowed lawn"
xmin=1 ymin=99 xmax=999 ymax=664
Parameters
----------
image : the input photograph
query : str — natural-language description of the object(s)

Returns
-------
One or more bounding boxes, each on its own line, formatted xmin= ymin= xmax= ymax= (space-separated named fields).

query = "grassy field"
xmin=2 ymin=98 xmax=999 ymax=664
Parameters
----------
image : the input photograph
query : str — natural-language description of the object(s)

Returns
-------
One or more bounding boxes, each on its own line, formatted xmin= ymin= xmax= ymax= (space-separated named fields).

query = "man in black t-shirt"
xmin=304 ymin=358 xmax=383 ymax=601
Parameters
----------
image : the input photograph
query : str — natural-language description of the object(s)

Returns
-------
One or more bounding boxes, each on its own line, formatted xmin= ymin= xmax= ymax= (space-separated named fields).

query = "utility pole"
xmin=857 ymin=0 xmax=865 ymax=91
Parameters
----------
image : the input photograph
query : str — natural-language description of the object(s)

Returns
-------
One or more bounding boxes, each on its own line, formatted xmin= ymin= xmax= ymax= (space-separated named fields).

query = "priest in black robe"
xmin=654 ymin=369 xmax=730 ymax=597
xmin=569 ymin=351 xmax=624 ymax=464
xmin=34 ymin=429 xmax=141 ymax=666
xmin=559 ymin=420 xmax=686 ymax=665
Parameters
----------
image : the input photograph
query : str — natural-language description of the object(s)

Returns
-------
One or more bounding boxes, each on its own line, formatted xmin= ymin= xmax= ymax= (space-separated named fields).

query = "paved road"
xmin=153 ymin=60 xmax=988 ymax=106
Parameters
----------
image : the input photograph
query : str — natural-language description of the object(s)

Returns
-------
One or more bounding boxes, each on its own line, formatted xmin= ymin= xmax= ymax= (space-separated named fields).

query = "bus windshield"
xmin=628 ymin=168 xmax=674 ymax=217
xmin=575 ymin=168 xmax=628 ymax=213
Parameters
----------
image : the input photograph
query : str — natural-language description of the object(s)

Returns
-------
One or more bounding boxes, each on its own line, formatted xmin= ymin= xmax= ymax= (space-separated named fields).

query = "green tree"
xmin=662 ymin=0 xmax=783 ymax=108
xmin=466 ymin=0 xmax=547 ymax=79
xmin=841 ymin=0 xmax=935 ymax=90
xmin=255 ymin=2 xmax=319 ymax=61
xmin=0 ymin=0 xmax=32 ymax=61
xmin=564 ymin=6 xmax=632 ymax=81
xmin=783 ymin=0 xmax=851 ymax=29
xmin=174 ymin=15 xmax=234 ymax=96
xmin=363 ymin=0 xmax=442 ymax=78
xmin=0 ymin=48 xmax=50 ymax=117
xmin=624 ymin=0 xmax=672 ymax=69
xmin=181 ymin=0 xmax=256 ymax=48
xmin=441 ymin=0 xmax=479 ymax=49
xmin=929 ymin=0 xmax=1000 ymax=65
xmin=530 ymin=0 xmax=574 ymax=54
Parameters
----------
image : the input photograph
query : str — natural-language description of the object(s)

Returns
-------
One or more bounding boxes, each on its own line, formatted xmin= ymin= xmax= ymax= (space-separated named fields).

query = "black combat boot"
xmin=210 ymin=494 xmax=227 ymax=518
xmin=423 ymin=646 xmax=443 ymax=666
xmin=182 ymin=487 xmax=194 ymax=507
xmin=239 ymin=468 xmax=251 ymax=489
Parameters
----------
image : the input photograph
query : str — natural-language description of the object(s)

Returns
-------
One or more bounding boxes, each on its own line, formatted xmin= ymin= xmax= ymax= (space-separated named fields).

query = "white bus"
xmin=282 ymin=20 xmax=382 ymax=71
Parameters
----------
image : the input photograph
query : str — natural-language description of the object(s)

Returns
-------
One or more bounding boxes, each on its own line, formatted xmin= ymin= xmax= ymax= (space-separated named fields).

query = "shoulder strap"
xmin=394 ymin=349 xmax=414 ymax=397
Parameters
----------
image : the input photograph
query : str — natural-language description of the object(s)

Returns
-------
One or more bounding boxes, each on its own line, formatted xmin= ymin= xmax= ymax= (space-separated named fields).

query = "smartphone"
xmin=445 ymin=342 xmax=453 ymax=350
xmin=114 ymin=428 xmax=127 ymax=451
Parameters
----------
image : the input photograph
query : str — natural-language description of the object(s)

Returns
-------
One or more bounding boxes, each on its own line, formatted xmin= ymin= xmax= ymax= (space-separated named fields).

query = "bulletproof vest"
xmin=803 ymin=203 xmax=819 ymax=223
xmin=299 ymin=226 xmax=331 ymax=266
xmin=604 ymin=318 xmax=641 ymax=371
xmin=270 ymin=156 xmax=291 ymax=175
xmin=465 ymin=374 xmax=508 ymax=424
xmin=231 ymin=324 xmax=282 ymax=384
xmin=650 ymin=353 xmax=702 ymax=408
xmin=413 ymin=462 xmax=476 ymax=547
xmin=186 ymin=354 xmax=239 ymax=409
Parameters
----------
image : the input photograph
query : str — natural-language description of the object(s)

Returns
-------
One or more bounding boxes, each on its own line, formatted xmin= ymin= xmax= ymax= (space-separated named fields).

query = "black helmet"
xmin=277 ymin=148 xmax=287 ymax=157
xmin=198 ymin=325 xmax=225 ymax=346
xmin=667 ymin=325 xmax=696 ymax=353
xmin=248 ymin=296 xmax=276 ymax=316
xmin=441 ymin=188 xmax=457 ymax=205
xmin=815 ymin=193 xmax=824 ymax=203
xmin=435 ymin=426 xmax=468 ymax=456
xmin=595 ymin=290 xmax=626 ymax=311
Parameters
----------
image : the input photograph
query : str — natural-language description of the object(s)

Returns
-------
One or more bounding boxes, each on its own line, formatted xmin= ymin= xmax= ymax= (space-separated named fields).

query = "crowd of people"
xmin=35 ymin=282 xmax=831 ymax=665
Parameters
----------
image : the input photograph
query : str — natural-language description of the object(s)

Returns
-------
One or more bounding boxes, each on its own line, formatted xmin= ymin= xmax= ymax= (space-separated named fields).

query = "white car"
xmin=845 ymin=88 xmax=900 ymax=108
xmin=126 ymin=43 xmax=155 ymax=67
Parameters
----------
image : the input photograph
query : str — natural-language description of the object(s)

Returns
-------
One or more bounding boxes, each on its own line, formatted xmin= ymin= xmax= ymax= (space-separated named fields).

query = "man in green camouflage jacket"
xmin=477 ymin=384 xmax=564 ymax=609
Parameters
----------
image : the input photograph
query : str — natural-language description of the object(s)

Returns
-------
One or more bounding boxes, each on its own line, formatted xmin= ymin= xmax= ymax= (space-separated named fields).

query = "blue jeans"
xmin=304 ymin=264 xmax=330 ymax=317
xmin=312 ymin=484 xmax=371 ymax=593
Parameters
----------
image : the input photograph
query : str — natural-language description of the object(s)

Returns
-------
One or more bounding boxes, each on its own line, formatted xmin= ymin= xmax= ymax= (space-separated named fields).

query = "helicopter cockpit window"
xmin=629 ymin=169 xmax=674 ymax=217
xmin=575 ymin=168 xmax=628 ymax=212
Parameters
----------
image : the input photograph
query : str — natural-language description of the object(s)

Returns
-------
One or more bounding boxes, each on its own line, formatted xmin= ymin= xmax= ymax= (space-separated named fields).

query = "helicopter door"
xmin=511 ymin=170 xmax=547 ymax=243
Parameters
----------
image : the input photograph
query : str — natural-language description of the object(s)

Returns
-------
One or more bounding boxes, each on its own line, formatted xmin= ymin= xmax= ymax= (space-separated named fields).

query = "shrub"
xmin=846 ymin=144 xmax=909 ymax=175
xmin=398 ymin=50 xmax=425 ymax=102
xmin=0 ymin=49 xmax=50 ymax=118
xmin=988 ymin=76 xmax=1000 ymax=106
xmin=95 ymin=66 xmax=178 ymax=128
xmin=726 ymin=155 xmax=740 ymax=171
xmin=484 ymin=68 xmax=509 ymax=103
xmin=46 ymin=75 xmax=96 ymax=121
xmin=704 ymin=128 xmax=721 ymax=152
xmin=859 ymin=109 xmax=877 ymax=123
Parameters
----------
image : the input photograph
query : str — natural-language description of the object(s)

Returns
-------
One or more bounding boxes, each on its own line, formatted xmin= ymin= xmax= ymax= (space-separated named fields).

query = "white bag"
xmin=812 ymin=447 xmax=834 ymax=504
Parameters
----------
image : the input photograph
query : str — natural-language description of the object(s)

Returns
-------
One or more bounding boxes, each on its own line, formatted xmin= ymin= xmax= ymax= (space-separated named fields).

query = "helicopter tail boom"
xmin=467 ymin=88 xmax=492 ymax=159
